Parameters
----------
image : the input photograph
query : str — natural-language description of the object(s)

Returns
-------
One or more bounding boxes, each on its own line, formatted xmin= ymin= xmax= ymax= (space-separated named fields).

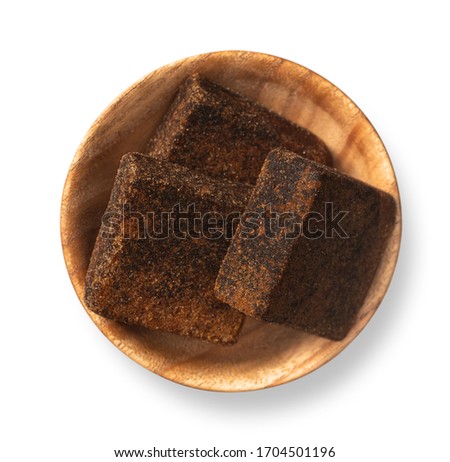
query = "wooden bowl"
xmin=61 ymin=51 xmax=401 ymax=391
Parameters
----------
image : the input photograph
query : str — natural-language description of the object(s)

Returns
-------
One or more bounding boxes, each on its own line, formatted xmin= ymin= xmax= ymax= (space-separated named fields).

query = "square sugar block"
xmin=215 ymin=149 xmax=396 ymax=340
xmin=147 ymin=75 xmax=332 ymax=184
xmin=85 ymin=153 xmax=251 ymax=344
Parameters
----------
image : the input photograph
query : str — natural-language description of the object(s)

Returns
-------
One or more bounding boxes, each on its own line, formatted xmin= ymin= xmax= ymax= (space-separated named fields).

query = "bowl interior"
xmin=61 ymin=51 xmax=401 ymax=391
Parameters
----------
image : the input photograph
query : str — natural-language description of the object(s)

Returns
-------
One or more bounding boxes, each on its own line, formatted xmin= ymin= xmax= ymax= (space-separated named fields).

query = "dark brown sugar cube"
xmin=215 ymin=149 xmax=397 ymax=340
xmin=85 ymin=153 xmax=251 ymax=344
xmin=146 ymin=75 xmax=332 ymax=184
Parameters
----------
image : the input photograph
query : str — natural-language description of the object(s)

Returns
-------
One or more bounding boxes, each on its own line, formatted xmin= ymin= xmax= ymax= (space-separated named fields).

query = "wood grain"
xmin=60 ymin=51 xmax=401 ymax=391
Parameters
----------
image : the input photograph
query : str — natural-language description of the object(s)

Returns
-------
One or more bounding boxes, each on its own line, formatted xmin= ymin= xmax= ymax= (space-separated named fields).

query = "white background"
xmin=1 ymin=1 xmax=448 ymax=461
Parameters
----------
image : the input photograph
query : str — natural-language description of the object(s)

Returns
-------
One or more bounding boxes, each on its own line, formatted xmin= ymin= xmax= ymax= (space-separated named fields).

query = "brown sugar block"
xmin=146 ymin=75 xmax=332 ymax=184
xmin=85 ymin=152 xmax=251 ymax=344
xmin=215 ymin=149 xmax=397 ymax=340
